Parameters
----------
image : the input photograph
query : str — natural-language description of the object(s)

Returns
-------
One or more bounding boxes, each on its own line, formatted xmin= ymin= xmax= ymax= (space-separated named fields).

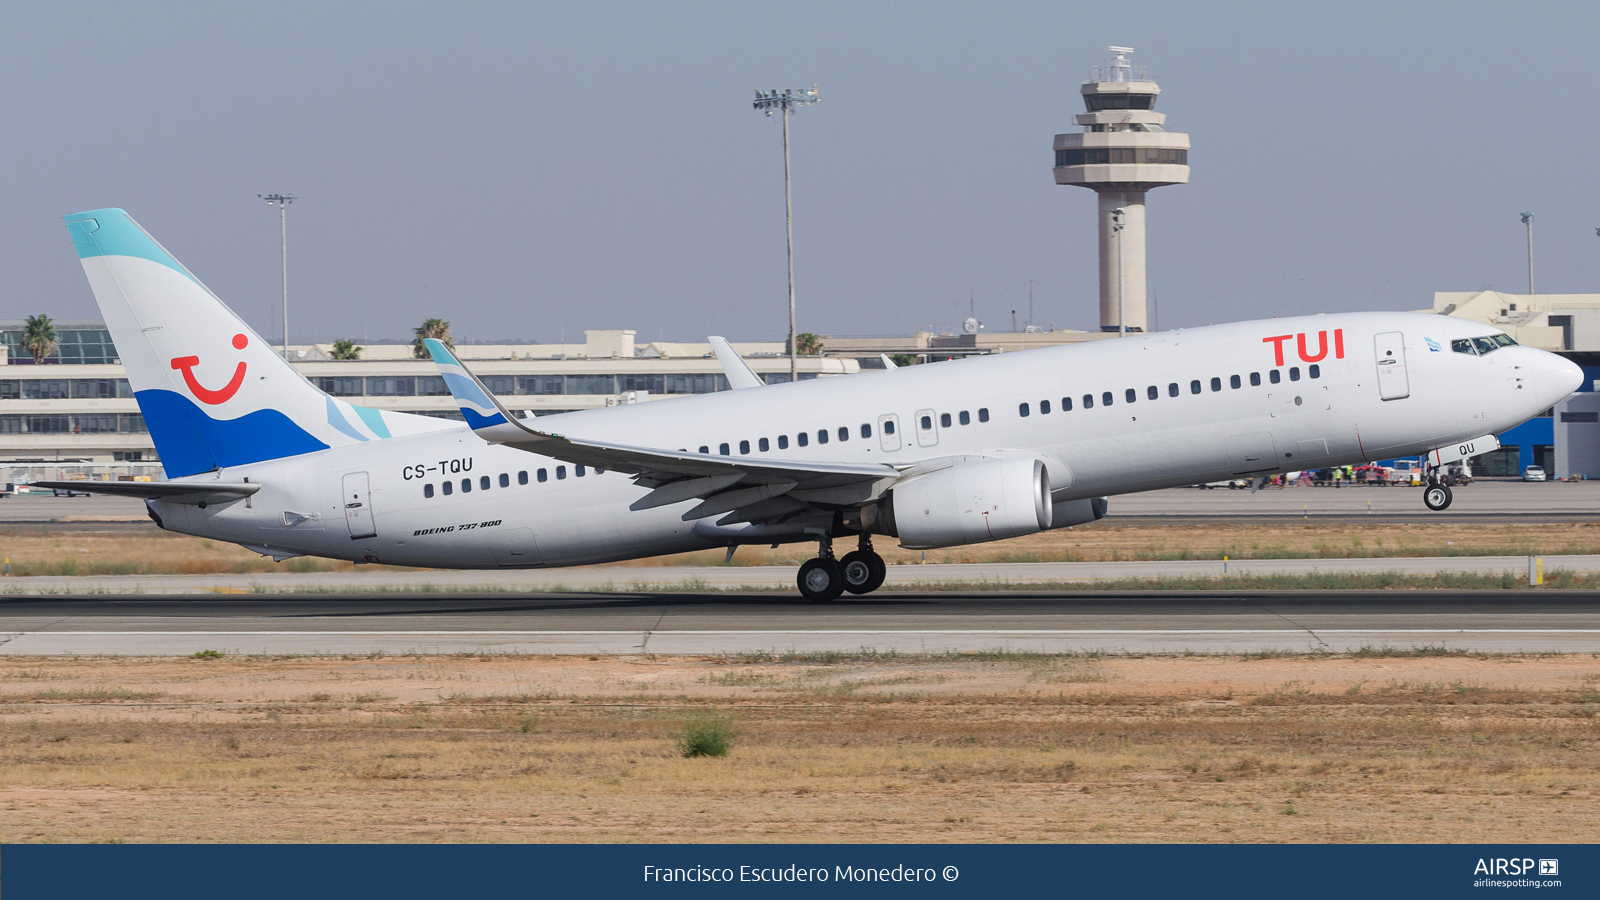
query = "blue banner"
xmin=3 ymin=844 xmax=1592 ymax=899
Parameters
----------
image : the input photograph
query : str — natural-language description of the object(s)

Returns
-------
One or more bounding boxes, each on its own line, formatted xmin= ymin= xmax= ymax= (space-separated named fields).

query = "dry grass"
xmin=5 ymin=520 xmax=1600 ymax=577
xmin=2 ymin=653 xmax=1599 ymax=843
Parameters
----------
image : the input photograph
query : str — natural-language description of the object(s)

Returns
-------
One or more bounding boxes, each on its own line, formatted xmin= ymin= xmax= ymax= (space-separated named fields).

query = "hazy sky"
xmin=2 ymin=1 xmax=1597 ymax=344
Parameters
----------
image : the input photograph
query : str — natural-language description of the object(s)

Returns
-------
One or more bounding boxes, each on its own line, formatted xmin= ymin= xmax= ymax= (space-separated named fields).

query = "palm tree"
xmin=411 ymin=318 xmax=453 ymax=359
xmin=330 ymin=339 xmax=362 ymax=360
xmin=22 ymin=314 xmax=57 ymax=364
xmin=795 ymin=332 xmax=823 ymax=355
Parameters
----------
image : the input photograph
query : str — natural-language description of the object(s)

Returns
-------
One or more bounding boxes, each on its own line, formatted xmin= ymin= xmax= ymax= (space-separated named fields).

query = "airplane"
xmin=37 ymin=208 xmax=1584 ymax=600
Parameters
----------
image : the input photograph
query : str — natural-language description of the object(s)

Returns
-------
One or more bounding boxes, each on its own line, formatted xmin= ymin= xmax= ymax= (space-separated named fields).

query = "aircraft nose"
xmin=1535 ymin=349 xmax=1584 ymax=404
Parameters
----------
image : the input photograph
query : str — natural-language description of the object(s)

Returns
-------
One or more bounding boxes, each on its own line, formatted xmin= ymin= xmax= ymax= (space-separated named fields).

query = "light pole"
xmin=1111 ymin=207 xmax=1126 ymax=335
xmin=260 ymin=193 xmax=299 ymax=358
xmin=752 ymin=85 xmax=819 ymax=382
xmin=1521 ymin=212 xmax=1535 ymax=295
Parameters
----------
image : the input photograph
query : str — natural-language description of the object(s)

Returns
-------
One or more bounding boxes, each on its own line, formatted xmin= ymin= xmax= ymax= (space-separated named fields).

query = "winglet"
xmin=708 ymin=336 xmax=764 ymax=389
xmin=423 ymin=338 xmax=554 ymax=444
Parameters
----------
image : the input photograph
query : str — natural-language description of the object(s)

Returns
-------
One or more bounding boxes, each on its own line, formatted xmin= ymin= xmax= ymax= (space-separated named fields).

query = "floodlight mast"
xmin=752 ymin=85 xmax=819 ymax=382
xmin=259 ymin=193 xmax=299 ymax=358
xmin=1520 ymin=212 xmax=1535 ymax=296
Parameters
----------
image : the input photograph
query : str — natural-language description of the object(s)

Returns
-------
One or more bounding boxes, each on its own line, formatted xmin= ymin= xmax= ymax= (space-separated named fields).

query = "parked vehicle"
xmin=1523 ymin=465 xmax=1547 ymax=482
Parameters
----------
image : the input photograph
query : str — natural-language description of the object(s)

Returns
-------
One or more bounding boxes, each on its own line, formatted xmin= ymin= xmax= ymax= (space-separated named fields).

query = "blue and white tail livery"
xmin=64 ymin=209 xmax=450 ymax=478
xmin=43 ymin=207 xmax=1584 ymax=599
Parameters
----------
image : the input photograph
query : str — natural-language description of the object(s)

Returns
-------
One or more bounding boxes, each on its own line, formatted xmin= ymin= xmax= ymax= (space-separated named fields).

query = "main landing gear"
xmin=797 ymin=534 xmax=886 ymax=602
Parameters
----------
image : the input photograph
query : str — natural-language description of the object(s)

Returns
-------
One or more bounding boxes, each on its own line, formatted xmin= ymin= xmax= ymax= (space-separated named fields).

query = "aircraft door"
xmin=341 ymin=471 xmax=377 ymax=539
xmin=492 ymin=528 xmax=543 ymax=567
xmin=1225 ymin=432 xmax=1280 ymax=475
xmin=915 ymin=408 xmax=939 ymax=447
xmin=1374 ymin=332 xmax=1410 ymax=401
xmin=879 ymin=414 xmax=902 ymax=451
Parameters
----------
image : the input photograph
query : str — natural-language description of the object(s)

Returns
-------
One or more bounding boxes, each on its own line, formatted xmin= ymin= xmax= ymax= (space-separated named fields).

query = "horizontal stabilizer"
xmin=29 ymin=480 xmax=259 ymax=506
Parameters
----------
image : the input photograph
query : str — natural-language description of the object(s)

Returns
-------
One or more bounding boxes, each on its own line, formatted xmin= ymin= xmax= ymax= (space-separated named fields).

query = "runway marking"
xmin=15 ymin=629 xmax=1600 ymax=636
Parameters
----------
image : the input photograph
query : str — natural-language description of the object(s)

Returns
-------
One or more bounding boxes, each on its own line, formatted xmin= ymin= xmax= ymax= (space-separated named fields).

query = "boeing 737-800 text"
xmin=38 ymin=209 xmax=1584 ymax=600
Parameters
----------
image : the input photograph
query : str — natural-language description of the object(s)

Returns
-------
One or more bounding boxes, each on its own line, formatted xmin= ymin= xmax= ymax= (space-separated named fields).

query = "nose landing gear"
xmin=797 ymin=534 xmax=887 ymax=601
xmin=1423 ymin=479 xmax=1453 ymax=511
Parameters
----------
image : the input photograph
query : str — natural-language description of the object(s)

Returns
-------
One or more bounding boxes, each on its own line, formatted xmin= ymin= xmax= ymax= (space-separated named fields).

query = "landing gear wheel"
xmin=839 ymin=550 xmax=887 ymax=595
xmin=798 ymin=557 xmax=846 ymax=602
xmin=1423 ymin=483 xmax=1453 ymax=511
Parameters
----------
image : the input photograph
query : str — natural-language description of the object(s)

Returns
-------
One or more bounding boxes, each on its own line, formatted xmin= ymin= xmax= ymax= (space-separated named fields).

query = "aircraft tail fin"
xmin=64 ymin=208 xmax=446 ymax=477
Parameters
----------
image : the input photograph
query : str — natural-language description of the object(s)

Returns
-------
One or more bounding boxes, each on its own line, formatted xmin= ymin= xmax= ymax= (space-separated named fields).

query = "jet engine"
xmin=875 ymin=457 xmax=1052 ymax=549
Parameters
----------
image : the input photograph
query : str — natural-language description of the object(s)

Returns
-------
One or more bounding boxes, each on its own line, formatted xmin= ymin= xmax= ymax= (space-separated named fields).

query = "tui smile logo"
xmin=170 ymin=333 xmax=249 ymax=405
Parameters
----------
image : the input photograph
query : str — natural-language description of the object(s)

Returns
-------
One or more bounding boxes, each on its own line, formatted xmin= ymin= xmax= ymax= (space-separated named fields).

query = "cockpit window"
xmin=1490 ymin=333 xmax=1517 ymax=347
xmin=1472 ymin=336 xmax=1500 ymax=355
xmin=1451 ymin=339 xmax=1476 ymax=355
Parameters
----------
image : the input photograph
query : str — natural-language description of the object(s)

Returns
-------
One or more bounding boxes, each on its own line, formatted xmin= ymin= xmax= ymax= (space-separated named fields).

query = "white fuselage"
xmin=149 ymin=312 xmax=1580 ymax=568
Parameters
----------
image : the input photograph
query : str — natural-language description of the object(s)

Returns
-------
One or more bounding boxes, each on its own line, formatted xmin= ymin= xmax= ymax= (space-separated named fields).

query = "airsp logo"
xmin=1474 ymin=858 xmax=1549 ymax=876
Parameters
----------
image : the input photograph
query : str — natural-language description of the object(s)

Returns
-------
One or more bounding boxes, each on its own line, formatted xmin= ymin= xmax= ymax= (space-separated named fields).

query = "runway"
xmin=3 ymin=591 xmax=1597 ymax=655
xmin=4 ymin=479 xmax=1597 ymax=524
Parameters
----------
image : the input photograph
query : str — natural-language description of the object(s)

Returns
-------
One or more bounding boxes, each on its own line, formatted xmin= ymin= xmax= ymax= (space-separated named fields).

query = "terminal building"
xmin=0 ymin=322 xmax=857 ymax=484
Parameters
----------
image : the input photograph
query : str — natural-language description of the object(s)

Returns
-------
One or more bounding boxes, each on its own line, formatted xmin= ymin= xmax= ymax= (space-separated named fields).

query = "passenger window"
xmin=1190 ymin=380 xmax=1201 ymax=394
xmin=1147 ymin=385 xmax=1158 ymax=400
xmin=699 ymin=445 xmax=709 ymax=454
xmin=576 ymin=466 xmax=586 ymax=477
xmin=1125 ymin=388 xmax=1136 ymax=403
xmin=556 ymin=466 xmax=567 ymax=480
xmin=1083 ymin=394 xmax=1094 ymax=409
xmin=978 ymin=408 xmax=989 ymax=423
xmin=1167 ymin=383 xmax=1178 ymax=397
xmin=1019 ymin=402 xmax=1030 ymax=417
xmin=798 ymin=432 xmax=809 ymax=447
xmin=424 ymin=483 xmax=434 ymax=498
xmin=481 ymin=475 xmax=491 ymax=489
xmin=1102 ymin=391 xmax=1114 ymax=407
xmin=1309 ymin=364 xmax=1321 ymax=379
xmin=1210 ymin=377 xmax=1222 ymax=392
xmin=885 ymin=420 xmax=896 ymax=434
xmin=759 ymin=437 xmax=769 ymax=452
xmin=1249 ymin=372 xmax=1261 ymax=386
xmin=443 ymin=480 xmax=453 ymax=495
xmin=1230 ymin=375 xmax=1241 ymax=389
xmin=462 ymin=478 xmax=472 ymax=493
xmin=1061 ymin=396 xmax=1073 ymax=411
xmin=720 ymin=443 xmax=730 ymax=455
xmin=537 ymin=468 xmax=548 ymax=482
xmin=1289 ymin=367 xmax=1300 ymax=382
xmin=861 ymin=423 xmax=872 ymax=438
xmin=519 ymin=471 xmax=529 ymax=485
xmin=838 ymin=426 xmax=850 ymax=441
xmin=923 ymin=415 xmax=935 ymax=429
xmin=939 ymin=413 xmax=951 ymax=427
xmin=1269 ymin=370 xmax=1281 ymax=384
xmin=818 ymin=429 xmax=829 ymax=444
xmin=959 ymin=411 xmax=971 ymax=425
xmin=778 ymin=435 xmax=788 ymax=449
xmin=1040 ymin=400 xmax=1051 ymax=414
xmin=739 ymin=440 xmax=750 ymax=454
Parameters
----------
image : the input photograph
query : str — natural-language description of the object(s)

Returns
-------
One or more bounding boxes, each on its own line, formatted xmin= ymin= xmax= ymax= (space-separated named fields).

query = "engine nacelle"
xmin=879 ymin=457 xmax=1052 ymax=549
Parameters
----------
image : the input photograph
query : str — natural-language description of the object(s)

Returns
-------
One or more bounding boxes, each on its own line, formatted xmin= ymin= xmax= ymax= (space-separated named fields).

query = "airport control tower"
xmin=1054 ymin=47 xmax=1189 ymax=333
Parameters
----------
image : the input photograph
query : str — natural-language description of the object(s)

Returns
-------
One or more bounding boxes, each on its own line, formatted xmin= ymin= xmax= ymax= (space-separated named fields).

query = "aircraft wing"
xmin=28 ymin=480 xmax=259 ymax=506
xmin=423 ymin=339 xmax=899 ymax=521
